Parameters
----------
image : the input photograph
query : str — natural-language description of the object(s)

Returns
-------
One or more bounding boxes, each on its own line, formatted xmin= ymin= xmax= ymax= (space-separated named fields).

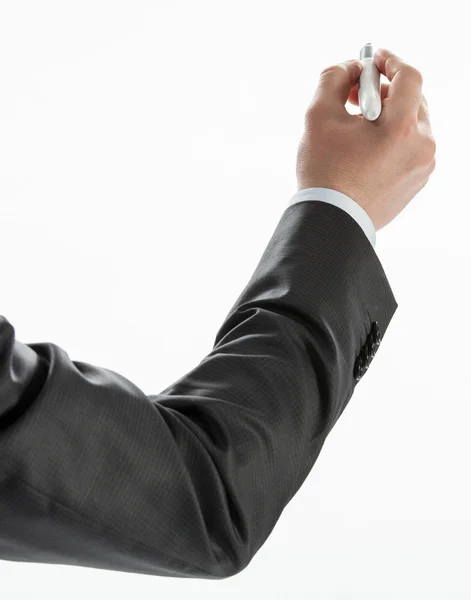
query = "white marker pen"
xmin=358 ymin=43 xmax=382 ymax=121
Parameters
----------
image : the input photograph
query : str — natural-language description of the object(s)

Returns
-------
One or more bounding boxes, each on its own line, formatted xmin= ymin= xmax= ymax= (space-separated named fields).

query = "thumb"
xmin=312 ymin=59 xmax=363 ymax=117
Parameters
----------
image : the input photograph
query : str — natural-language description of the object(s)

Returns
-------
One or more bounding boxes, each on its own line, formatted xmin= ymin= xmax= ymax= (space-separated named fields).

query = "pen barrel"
xmin=358 ymin=58 xmax=381 ymax=121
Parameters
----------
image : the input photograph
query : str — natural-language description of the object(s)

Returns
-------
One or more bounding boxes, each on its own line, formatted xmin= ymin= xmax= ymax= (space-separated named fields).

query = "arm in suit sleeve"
xmin=0 ymin=200 xmax=398 ymax=580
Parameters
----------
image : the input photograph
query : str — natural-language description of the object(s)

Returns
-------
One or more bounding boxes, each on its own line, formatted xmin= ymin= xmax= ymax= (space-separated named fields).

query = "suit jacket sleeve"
xmin=0 ymin=200 xmax=398 ymax=580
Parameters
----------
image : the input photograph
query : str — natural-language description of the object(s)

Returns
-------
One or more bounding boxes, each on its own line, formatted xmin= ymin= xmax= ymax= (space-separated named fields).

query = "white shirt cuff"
xmin=288 ymin=187 xmax=376 ymax=249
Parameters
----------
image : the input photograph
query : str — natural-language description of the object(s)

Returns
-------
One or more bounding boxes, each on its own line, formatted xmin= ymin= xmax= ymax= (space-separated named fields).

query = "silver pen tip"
xmin=360 ymin=43 xmax=374 ymax=60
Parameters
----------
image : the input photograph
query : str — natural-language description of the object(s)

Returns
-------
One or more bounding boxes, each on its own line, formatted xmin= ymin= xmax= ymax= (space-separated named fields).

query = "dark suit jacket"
xmin=0 ymin=200 xmax=397 ymax=579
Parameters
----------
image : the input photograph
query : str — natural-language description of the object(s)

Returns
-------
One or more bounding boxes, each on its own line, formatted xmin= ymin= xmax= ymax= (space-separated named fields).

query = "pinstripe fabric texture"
xmin=0 ymin=200 xmax=398 ymax=579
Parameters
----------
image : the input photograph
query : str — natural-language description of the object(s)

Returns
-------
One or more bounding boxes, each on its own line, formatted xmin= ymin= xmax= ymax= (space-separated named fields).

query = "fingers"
xmin=309 ymin=59 xmax=363 ymax=119
xmin=310 ymin=50 xmax=429 ymax=134
xmin=348 ymin=81 xmax=390 ymax=107
xmin=373 ymin=48 xmax=423 ymax=122
xmin=348 ymin=68 xmax=433 ymax=139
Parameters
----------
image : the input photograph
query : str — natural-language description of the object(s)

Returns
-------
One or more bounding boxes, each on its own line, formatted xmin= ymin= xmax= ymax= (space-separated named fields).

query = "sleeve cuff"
xmin=288 ymin=187 xmax=377 ymax=249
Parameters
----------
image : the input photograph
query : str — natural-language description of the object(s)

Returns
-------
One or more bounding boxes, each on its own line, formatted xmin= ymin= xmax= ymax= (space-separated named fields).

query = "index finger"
xmin=373 ymin=48 xmax=423 ymax=122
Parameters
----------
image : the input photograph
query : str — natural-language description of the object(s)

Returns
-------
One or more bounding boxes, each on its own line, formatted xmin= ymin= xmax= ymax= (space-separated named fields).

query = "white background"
xmin=0 ymin=1 xmax=469 ymax=598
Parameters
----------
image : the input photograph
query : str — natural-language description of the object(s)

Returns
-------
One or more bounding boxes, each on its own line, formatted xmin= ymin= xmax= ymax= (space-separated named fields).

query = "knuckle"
xmin=405 ymin=65 xmax=423 ymax=85
xmin=393 ymin=116 xmax=418 ymax=138
xmin=419 ymin=178 xmax=429 ymax=191
xmin=319 ymin=63 xmax=342 ymax=77
xmin=420 ymin=135 xmax=437 ymax=163
xmin=425 ymin=136 xmax=437 ymax=157
xmin=418 ymin=137 xmax=436 ymax=168
xmin=304 ymin=104 xmax=318 ymax=127
xmin=304 ymin=100 xmax=328 ymax=128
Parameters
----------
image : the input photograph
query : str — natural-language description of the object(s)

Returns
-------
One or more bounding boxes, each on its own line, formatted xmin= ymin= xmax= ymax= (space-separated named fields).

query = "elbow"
xmin=201 ymin=538 xmax=254 ymax=580
xmin=209 ymin=552 xmax=253 ymax=580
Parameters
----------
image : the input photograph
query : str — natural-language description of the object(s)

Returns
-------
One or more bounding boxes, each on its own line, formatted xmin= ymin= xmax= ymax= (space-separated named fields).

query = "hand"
xmin=296 ymin=49 xmax=436 ymax=231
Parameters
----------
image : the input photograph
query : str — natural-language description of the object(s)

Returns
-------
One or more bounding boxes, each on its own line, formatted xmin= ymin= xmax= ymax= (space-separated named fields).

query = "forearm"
xmin=0 ymin=200 xmax=397 ymax=579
